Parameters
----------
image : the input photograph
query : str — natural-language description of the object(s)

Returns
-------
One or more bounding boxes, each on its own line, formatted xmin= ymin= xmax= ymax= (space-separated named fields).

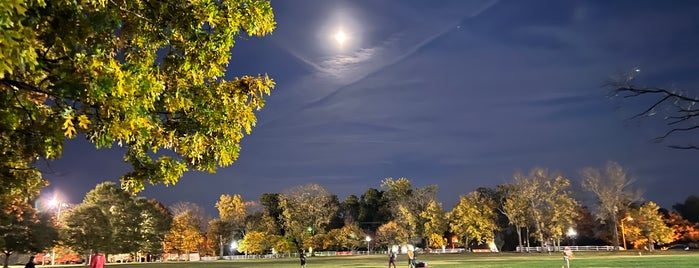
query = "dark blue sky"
xmin=43 ymin=0 xmax=699 ymax=215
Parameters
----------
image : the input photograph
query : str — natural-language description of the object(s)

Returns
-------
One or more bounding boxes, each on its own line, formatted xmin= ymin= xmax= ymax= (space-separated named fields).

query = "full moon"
xmin=334 ymin=30 xmax=347 ymax=46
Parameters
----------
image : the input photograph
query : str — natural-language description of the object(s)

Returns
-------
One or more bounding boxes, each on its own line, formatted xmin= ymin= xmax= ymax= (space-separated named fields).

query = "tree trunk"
xmin=516 ymin=226 xmax=523 ymax=252
xmin=611 ymin=213 xmax=620 ymax=251
xmin=525 ymin=227 xmax=530 ymax=252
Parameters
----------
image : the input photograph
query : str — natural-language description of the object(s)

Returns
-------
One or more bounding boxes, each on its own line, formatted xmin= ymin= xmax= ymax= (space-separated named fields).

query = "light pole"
xmin=567 ymin=228 xmax=577 ymax=246
xmin=365 ymin=236 xmax=372 ymax=254
xmin=620 ymin=216 xmax=633 ymax=250
xmin=49 ymin=198 xmax=65 ymax=265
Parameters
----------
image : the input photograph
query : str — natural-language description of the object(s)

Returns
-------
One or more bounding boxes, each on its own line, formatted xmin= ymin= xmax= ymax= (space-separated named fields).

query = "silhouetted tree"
xmin=673 ymin=195 xmax=699 ymax=223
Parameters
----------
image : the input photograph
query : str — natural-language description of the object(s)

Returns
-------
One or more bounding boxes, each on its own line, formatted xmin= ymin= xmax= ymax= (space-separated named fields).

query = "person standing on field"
xmin=90 ymin=251 xmax=105 ymax=268
xmin=388 ymin=251 xmax=397 ymax=268
xmin=407 ymin=249 xmax=415 ymax=268
xmin=562 ymin=246 xmax=573 ymax=268
xmin=300 ymin=251 xmax=307 ymax=268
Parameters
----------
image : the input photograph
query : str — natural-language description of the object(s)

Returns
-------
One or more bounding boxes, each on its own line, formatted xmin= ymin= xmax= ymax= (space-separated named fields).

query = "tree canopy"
xmin=1 ymin=0 xmax=277 ymax=198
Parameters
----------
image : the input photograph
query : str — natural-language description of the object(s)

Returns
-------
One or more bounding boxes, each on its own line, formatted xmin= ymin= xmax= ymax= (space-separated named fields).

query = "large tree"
xmin=133 ymin=198 xmax=172 ymax=261
xmin=208 ymin=194 xmax=248 ymax=256
xmin=1 ymin=203 xmax=57 ymax=268
xmin=62 ymin=182 xmax=139 ymax=254
xmin=163 ymin=203 xmax=206 ymax=261
xmin=61 ymin=204 xmax=111 ymax=254
xmin=672 ymin=195 xmax=699 ymax=223
xmin=581 ymin=161 xmax=642 ymax=250
xmin=1 ymin=0 xmax=276 ymax=198
xmin=448 ymin=191 xmax=498 ymax=249
xmin=375 ymin=221 xmax=408 ymax=250
xmin=626 ymin=202 xmax=674 ymax=250
xmin=381 ymin=177 xmax=438 ymax=245
xmin=510 ymin=168 xmax=578 ymax=252
xmin=279 ymin=183 xmax=338 ymax=251
xmin=357 ymin=188 xmax=390 ymax=232
xmin=497 ymin=183 xmax=529 ymax=251
xmin=421 ymin=200 xmax=448 ymax=249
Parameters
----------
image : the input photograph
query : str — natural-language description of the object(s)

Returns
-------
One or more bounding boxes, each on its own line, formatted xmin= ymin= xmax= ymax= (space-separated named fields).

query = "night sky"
xmin=42 ymin=0 xmax=699 ymax=216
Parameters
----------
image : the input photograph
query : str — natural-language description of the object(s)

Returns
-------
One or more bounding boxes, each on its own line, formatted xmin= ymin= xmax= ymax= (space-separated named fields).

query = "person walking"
xmin=388 ymin=251 xmax=397 ymax=268
xmin=90 ymin=251 xmax=106 ymax=268
xmin=407 ymin=249 xmax=415 ymax=268
xmin=24 ymin=255 xmax=36 ymax=268
xmin=300 ymin=251 xmax=307 ymax=268
xmin=562 ymin=246 xmax=573 ymax=268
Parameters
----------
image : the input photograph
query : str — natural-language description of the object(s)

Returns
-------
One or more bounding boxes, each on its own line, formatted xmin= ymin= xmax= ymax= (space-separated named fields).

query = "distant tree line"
xmin=6 ymin=161 xmax=694 ymax=266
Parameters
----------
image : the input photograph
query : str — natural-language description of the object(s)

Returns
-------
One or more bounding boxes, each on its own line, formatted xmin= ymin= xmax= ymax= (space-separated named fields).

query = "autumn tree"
xmin=279 ymin=184 xmax=338 ymax=251
xmin=626 ymin=202 xmax=674 ymax=250
xmin=509 ymin=168 xmax=578 ymax=251
xmin=326 ymin=223 xmax=365 ymax=251
xmin=1 ymin=0 xmax=277 ymax=205
xmin=217 ymin=194 xmax=248 ymax=230
xmin=304 ymin=234 xmax=331 ymax=252
xmin=164 ymin=204 xmax=206 ymax=261
xmin=1 ymin=203 xmax=57 ymax=268
xmin=381 ymin=177 xmax=438 ymax=245
xmin=259 ymin=193 xmax=284 ymax=235
xmin=208 ymin=194 xmax=248 ymax=256
xmin=239 ymin=231 xmax=272 ymax=255
xmin=581 ymin=161 xmax=642 ymax=250
xmin=497 ymin=183 xmax=529 ymax=251
xmin=664 ymin=211 xmax=699 ymax=244
xmin=375 ymin=221 xmax=408 ymax=250
xmin=609 ymin=70 xmax=699 ymax=150
xmin=448 ymin=191 xmax=498 ymax=249
xmin=421 ymin=200 xmax=448 ymax=249
xmin=540 ymin=176 xmax=578 ymax=248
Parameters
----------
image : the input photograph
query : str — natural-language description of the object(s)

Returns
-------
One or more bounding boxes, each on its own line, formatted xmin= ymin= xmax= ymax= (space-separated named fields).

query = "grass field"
xmin=14 ymin=251 xmax=699 ymax=268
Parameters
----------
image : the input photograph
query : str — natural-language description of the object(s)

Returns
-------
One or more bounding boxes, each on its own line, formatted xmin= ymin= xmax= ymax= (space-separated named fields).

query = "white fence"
xmin=516 ymin=245 xmax=617 ymax=252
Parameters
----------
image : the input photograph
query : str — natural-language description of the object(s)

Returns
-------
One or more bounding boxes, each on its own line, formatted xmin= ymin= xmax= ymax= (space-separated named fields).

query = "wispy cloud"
xmin=261 ymin=0 xmax=499 ymax=126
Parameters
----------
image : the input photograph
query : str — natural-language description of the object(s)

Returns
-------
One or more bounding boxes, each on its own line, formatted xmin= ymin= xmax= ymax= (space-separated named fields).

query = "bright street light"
xmin=49 ymin=198 xmax=66 ymax=265
xmin=365 ymin=236 xmax=372 ymax=254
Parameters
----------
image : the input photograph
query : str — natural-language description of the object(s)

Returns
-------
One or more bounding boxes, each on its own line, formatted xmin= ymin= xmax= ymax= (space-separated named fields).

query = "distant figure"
xmin=562 ymin=246 xmax=573 ymax=268
xmin=388 ymin=251 xmax=397 ymax=268
xmin=91 ymin=252 xmax=106 ymax=268
xmin=24 ymin=255 xmax=36 ymax=268
xmin=300 ymin=252 xmax=307 ymax=268
xmin=407 ymin=249 xmax=415 ymax=268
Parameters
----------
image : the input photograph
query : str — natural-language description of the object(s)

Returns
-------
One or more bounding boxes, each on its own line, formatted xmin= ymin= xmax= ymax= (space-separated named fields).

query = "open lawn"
xmin=15 ymin=252 xmax=699 ymax=268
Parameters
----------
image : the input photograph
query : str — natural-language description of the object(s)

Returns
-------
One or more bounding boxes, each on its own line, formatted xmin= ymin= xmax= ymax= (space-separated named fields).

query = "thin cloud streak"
xmin=260 ymin=1 xmax=499 ymax=127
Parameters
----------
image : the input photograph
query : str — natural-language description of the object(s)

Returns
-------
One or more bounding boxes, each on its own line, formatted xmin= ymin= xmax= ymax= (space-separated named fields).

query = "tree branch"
xmin=613 ymin=85 xmax=699 ymax=150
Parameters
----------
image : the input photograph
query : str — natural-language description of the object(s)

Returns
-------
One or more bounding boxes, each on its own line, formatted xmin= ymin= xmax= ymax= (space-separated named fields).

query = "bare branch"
xmin=612 ymin=84 xmax=699 ymax=150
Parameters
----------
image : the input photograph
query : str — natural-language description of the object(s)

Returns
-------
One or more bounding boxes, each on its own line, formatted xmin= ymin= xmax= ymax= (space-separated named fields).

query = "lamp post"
xmin=620 ymin=216 xmax=633 ymax=250
xmin=49 ymin=198 xmax=65 ymax=265
xmin=567 ymin=228 xmax=577 ymax=246
xmin=365 ymin=236 xmax=372 ymax=254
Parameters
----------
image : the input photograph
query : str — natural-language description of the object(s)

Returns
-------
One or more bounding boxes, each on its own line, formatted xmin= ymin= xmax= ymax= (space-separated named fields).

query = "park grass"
xmin=18 ymin=251 xmax=699 ymax=268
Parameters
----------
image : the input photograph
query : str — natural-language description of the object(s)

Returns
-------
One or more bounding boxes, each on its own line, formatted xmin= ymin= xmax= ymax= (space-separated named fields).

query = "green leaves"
xmin=1 ymin=0 xmax=277 ymax=194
